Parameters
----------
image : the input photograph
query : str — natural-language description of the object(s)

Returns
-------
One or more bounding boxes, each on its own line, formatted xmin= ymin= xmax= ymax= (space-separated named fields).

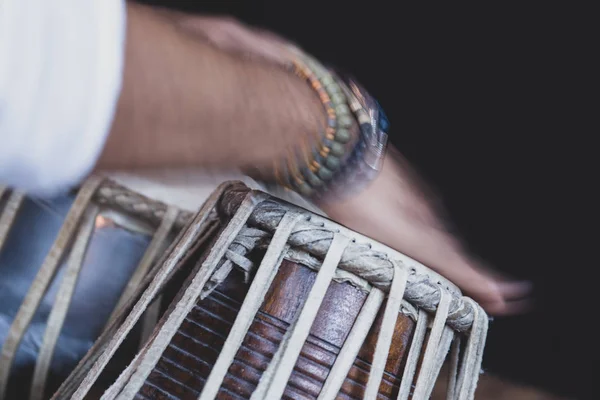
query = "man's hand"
xmin=155 ymin=12 xmax=532 ymax=314
xmin=321 ymin=151 xmax=531 ymax=315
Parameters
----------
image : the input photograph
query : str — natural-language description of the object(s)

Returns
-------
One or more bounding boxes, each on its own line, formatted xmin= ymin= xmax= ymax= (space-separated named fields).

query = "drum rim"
xmin=80 ymin=179 xmax=476 ymax=332
xmin=299 ymin=209 xmax=461 ymax=295
xmin=214 ymin=182 xmax=478 ymax=334
xmin=89 ymin=179 xmax=461 ymax=295
xmin=217 ymin=182 xmax=462 ymax=295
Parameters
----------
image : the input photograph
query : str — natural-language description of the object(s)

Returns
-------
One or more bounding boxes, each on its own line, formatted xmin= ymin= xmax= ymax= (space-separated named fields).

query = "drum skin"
xmin=136 ymin=259 xmax=416 ymax=400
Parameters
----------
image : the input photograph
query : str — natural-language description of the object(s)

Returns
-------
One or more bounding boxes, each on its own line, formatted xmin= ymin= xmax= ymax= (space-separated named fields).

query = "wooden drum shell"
xmin=139 ymin=259 xmax=416 ymax=399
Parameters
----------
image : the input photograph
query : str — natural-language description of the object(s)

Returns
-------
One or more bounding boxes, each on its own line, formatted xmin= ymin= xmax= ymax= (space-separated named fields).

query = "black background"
xmin=143 ymin=2 xmax=597 ymax=398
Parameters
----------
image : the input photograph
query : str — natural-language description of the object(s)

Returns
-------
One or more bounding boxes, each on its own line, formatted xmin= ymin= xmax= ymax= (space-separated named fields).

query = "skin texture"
xmin=98 ymin=4 xmax=530 ymax=314
xmin=100 ymin=3 xmax=324 ymax=174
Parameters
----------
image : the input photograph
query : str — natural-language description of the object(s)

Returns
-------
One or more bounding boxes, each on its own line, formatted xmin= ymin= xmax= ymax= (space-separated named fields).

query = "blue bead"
xmin=377 ymin=102 xmax=390 ymax=133
xmin=360 ymin=123 xmax=373 ymax=136
xmin=318 ymin=166 xmax=334 ymax=181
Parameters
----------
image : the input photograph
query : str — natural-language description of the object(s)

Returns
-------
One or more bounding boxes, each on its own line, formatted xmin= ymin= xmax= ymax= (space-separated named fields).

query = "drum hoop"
xmin=92 ymin=179 xmax=475 ymax=331
xmin=214 ymin=183 xmax=476 ymax=333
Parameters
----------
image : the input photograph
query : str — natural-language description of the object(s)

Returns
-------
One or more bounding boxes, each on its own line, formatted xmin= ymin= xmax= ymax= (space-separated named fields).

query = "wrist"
xmin=264 ymin=53 xmax=388 ymax=202
xmin=240 ymin=63 xmax=330 ymax=180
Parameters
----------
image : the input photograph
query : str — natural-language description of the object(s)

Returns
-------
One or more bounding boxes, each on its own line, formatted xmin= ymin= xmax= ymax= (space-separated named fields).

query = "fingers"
xmin=389 ymin=213 xmax=533 ymax=315
xmin=497 ymin=280 xmax=533 ymax=300
xmin=484 ymin=281 xmax=533 ymax=315
xmin=364 ymin=211 xmax=530 ymax=315
xmin=481 ymin=297 xmax=534 ymax=316
xmin=321 ymin=156 xmax=533 ymax=315
xmin=459 ymin=260 xmax=533 ymax=314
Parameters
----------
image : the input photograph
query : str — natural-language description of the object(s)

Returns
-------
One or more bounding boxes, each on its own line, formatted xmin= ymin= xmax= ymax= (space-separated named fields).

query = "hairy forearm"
xmin=99 ymin=3 xmax=324 ymax=174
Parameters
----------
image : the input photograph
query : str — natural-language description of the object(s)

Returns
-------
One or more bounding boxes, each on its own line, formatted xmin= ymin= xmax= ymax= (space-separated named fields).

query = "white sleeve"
xmin=0 ymin=0 xmax=126 ymax=196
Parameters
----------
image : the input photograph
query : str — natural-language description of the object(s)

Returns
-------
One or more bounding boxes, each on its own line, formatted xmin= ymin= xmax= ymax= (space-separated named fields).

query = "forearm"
xmin=99 ymin=3 xmax=324 ymax=174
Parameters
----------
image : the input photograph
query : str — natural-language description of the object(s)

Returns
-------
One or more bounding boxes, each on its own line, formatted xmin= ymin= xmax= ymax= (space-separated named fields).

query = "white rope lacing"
xmin=0 ymin=190 xmax=25 ymax=254
xmin=101 ymin=191 xmax=269 ymax=400
xmin=318 ymin=288 xmax=385 ymax=400
xmin=363 ymin=261 xmax=408 ymax=399
xmin=196 ymin=211 xmax=302 ymax=400
xmin=30 ymin=205 xmax=99 ymax=400
xmin=396 ymin=309 xmax=428 ymax=400
xmin=67 ymin=183 xmax=235 ymax=400
xmin=0 ymin=177 xmax=103 ymax=400
xmin=454 ymin=298 xmax=488 ymax=400
xmin=250 ymin=234 xmax=350 ymax=400
xmin=412 ymin=290 xmax=452 ymax=399
xmin=105 ymin=206 xmax=179 ymax=328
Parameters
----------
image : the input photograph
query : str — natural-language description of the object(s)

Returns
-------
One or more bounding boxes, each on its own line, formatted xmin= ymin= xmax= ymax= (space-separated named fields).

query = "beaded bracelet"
xmin=274 ymin=53 xmax=357 ymax=197
xmin=314 ymin=74 xmax=389 ymax=202
xmin=274 ymin=50 xmax=388 ymax=201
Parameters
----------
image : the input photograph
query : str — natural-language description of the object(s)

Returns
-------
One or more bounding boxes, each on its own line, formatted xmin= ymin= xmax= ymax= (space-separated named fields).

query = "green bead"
xmin=314 ymin=66 xmax=328 ymax=78
xmin=314 ymin=65 xmax=328 ymax=76
xmin=327 ymin=83 xmax=342 ymax=94
xmin=335 ymin=104 xmax=350 ymax=116
xmin=321 ymin=75 xmax=334 ymax=86
xmin=305 ymin=170 xmax=323 ymax=187
xmin=330 ymin=142 xmax=345 ymax=157
xmin=334 ymin=128 xmax=351 ymax=143
xmin=307 ymin=59 xmax=320 ymax=70
xmin=331 ymin=93 xmax=345 ymax=105
xmin=325 ymin=156 xmax=341 ymax=170
xmin=338 ymin=115 xmax=353 ymax=128
xmin=297 ymin=182 xmax=313 ymax=196
xmin=317 ymin=166 xmax=334 ymax=181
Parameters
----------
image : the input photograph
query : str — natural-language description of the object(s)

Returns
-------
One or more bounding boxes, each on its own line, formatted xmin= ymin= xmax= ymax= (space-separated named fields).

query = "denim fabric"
xmin=0 ymin=194 xmax=150 ymax=396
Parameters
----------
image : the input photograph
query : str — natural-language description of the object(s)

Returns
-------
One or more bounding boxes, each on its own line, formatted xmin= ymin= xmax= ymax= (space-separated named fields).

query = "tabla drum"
xmin=0 ymin=178 xmax=201 ymax=400
xmin=0 ymin=179 xmax=488 ymax=400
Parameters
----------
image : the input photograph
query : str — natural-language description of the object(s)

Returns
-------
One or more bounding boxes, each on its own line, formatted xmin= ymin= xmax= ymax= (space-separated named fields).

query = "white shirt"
xmin=0 ymin=0 xmax=126 ymax=196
